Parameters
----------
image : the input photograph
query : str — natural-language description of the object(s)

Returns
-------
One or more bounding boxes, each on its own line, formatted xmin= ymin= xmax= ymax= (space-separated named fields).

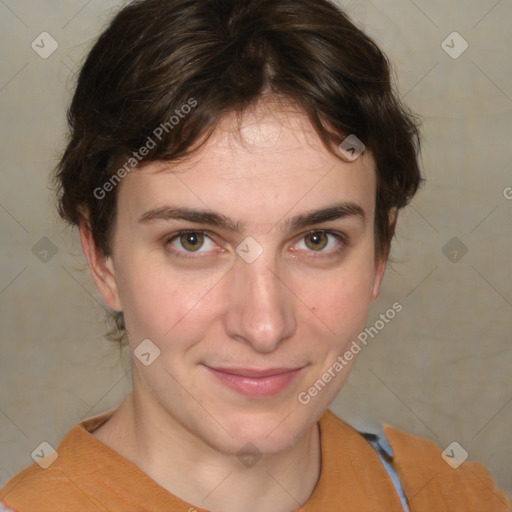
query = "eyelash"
xmin=164 ymin=230 xmax=347 ymax=260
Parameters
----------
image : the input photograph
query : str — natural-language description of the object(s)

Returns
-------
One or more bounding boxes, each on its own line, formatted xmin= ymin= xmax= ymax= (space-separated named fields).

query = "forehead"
xmin=117 ymin=100 xmax=377 ymax=225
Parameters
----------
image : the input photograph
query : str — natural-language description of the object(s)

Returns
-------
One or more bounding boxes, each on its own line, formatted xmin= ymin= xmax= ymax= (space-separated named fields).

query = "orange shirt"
xmin=1 ymin=409 xmax=509 ymax=511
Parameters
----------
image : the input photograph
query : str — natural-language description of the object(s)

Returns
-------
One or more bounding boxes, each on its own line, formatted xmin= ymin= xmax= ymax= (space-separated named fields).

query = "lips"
xmin=204 ymin=365 xmax=306 ymax=397
xmin=212 ymin=367 xmax=301 ymax=377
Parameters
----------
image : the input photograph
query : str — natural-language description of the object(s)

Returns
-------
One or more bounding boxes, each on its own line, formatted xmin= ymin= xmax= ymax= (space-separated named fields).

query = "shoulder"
xmin=0 ymin=462 xmax=102 ymax=512
xmin=0 ymin=414 xmax=114 ymax=512
xmin=320 ymin=411 xmax=510 ymax=511
xmin=383 ymin=424 xmax=511 ymax=511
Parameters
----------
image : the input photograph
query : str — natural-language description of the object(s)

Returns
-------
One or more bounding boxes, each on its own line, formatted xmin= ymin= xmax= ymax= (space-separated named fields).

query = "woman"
xmin=1 ymin=0 xmax=509 ymax=510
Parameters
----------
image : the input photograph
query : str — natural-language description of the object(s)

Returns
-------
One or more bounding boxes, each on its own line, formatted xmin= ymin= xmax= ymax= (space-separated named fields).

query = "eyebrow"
xmin=138 ymin=202 xmax=366 ymax=232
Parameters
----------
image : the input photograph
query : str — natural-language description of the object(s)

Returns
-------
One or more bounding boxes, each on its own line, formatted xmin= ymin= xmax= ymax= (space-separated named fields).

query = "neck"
xmin=100 ymin=375 xmax=322 ymax=512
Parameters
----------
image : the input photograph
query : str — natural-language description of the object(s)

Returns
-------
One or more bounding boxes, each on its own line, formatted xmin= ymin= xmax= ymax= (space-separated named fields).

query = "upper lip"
xmin=206 ymin=366 xmax=305 ymax=378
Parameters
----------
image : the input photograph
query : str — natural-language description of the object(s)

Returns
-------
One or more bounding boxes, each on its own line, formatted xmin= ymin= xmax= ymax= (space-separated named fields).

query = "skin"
xmin=80 ymin=98 xmax=391 ymax=512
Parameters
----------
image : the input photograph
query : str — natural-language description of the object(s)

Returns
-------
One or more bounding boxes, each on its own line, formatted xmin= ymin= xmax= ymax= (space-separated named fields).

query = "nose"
xmin=224 ymin=252 xmax=297 ymax=353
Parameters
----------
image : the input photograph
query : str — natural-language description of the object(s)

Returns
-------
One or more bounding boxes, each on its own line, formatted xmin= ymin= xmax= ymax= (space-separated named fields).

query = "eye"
xmin=164 ymin=229 xmax=346 ymax=259
xmin=295 ymin=230 xmax=346 ymax=255
xmin=166 ymin=230 xmax=217 ymax=255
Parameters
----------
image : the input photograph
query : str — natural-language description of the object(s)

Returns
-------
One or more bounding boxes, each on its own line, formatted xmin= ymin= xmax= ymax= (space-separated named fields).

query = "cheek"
xmin=298 ymin=256 xmax=377 ymax=348
xmin=115 ymin=256 xmax=225 ymax=345
xmin=322 ymin=282 xmax=372 ymax=340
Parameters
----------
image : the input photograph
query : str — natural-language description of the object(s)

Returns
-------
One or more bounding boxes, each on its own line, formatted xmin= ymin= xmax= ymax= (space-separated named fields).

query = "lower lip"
xmin=205 ymin=367 xmax=305 ymax=397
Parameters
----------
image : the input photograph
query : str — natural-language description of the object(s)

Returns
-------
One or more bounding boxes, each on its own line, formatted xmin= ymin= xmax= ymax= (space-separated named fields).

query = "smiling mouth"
xmin=203 ymin=365 xmax=306 ymax=397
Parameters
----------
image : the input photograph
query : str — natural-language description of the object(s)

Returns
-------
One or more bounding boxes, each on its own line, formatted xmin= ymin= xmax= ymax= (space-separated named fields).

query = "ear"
xmin=79 ymin=215 xmax=122 ymax=312
xmin=371 ymin=208 xmax=398 ymax=301
xmin=371 ymin=257 xmax=386 ymax=302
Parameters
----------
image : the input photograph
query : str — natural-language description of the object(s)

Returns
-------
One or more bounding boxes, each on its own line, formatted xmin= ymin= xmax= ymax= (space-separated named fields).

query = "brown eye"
xmin=166 ymin=230 xmax=218 ymax=258
xmin=295 ymin=231 xmax=346 ymax=257
xmin=178 ymin=232 xmax=205 ymax=252
xmin=304 ymin=231 xmax=328 ymax=251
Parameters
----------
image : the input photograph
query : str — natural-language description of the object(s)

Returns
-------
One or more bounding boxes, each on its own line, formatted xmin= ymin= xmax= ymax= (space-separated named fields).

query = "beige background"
xmin=1 ymin=0 xmax=511 ymax=501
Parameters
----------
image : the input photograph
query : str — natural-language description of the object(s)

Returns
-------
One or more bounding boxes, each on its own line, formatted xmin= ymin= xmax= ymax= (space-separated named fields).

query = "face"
xmin=85 ymin=100 xmax=387 ymax=457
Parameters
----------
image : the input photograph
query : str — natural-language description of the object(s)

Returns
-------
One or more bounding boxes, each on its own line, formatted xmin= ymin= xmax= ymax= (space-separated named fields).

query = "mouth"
xmin=204 ymin=365 xmax=306 ymax=397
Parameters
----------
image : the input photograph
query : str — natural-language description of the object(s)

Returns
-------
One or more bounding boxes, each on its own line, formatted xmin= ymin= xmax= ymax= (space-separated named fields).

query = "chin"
xmin=203 ymin=406 xmax=314 ymax=457
xmin=208 ymin=427 xmax=304 ymax=459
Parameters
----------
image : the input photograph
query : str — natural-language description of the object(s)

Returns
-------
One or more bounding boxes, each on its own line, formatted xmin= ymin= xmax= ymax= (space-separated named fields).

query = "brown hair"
xmin=54 ymin=0 xmax=422 ymax=341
